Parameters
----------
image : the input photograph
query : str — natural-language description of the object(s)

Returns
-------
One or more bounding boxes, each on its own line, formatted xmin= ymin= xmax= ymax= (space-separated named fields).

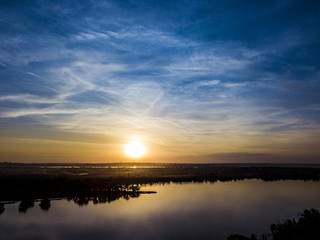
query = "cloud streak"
xmin=1 ymin=0 xmax=320 ymax=162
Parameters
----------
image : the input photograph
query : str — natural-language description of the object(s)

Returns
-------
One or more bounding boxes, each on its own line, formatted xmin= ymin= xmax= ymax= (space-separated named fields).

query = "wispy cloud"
xmin=1 ymin=0 xmax=320 ymax=161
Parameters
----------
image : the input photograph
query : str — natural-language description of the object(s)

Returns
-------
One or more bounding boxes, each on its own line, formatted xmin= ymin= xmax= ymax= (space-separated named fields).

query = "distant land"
xmin=1 ymin=162 xmax=320 ymax=180
xmin=1 ymin=162 xmax=320 ymax=201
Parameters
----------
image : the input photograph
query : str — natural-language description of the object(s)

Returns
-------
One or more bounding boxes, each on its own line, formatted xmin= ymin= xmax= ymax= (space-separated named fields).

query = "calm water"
xmin=1 ymin=179 xmax=320 ymax=240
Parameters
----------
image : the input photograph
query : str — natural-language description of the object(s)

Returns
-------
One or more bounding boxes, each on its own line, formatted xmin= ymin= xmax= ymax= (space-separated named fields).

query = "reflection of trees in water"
xmin=70 ymin=184 xmax=142 ymax=207
xmin=70 ymin=191 xmax=141 ymax=207
xmin=0 ymin=203 xmax=4 ymax=215
xmin=18 ymin=199 xmax=51 ymax=213
xmin=18 ymin=199 xmax=34 ymax=213
xmin=2 ymin=184 xmax=154 ymax=213
xmin=39 ymin=198 xmax=51 ymax=211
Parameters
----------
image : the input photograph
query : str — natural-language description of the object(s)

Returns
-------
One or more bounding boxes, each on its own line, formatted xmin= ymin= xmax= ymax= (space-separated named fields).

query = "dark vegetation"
xmin=1 ymin=183 xmax=153 ymax=214
xmin=227 ymin=209 xmax=320 ymax=240
xmin=0 ymin=203 xmax=4 ymax=214
xmin=1 ymin=163 xmax=319 ymax=200
xmin=1 ymin=163 xmax=319 ymax=214
xmin=1 ymin=162 xmax=320 ymax=182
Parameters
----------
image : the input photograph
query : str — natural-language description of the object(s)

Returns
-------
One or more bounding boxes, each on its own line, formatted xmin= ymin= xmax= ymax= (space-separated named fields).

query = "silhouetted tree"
xmin=271 ymin=209 xmax=320 ymax=240
xmin=73 ymin=197 xmax=89 ymax=206
xmin=92 ymin=197 xmax=99 ymax=204
xmin=1 ymin=182 xmax=153 ymax=213
xmin=227 ymin=209 xmax=320 ymax=240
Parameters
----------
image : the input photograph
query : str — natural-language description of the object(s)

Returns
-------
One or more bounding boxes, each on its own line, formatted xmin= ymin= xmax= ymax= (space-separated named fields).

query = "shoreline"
xmin=1 ymin=163 xmax=320 ymax=201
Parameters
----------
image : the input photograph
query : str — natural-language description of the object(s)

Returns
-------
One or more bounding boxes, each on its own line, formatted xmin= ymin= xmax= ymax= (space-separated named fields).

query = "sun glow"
xmin=125 ymin=141 xmax=146 ymax=158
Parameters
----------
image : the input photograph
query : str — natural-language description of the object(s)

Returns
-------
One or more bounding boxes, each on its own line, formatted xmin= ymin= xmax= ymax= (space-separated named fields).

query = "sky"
xmin=0 ymin=0 xmax=320 ymax=163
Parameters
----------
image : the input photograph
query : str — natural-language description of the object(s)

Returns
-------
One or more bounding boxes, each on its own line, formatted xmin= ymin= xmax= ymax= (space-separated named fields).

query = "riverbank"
xmin=1 ymin=163 xmax=319 ymax=201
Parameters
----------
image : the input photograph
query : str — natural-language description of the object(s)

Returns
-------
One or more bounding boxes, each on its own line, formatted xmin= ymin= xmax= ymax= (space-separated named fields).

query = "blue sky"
xmin=1 ymin=0 xmax=320 ymax=162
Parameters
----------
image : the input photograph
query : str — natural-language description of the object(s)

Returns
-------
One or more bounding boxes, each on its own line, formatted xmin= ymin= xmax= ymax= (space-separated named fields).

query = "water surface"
xmin=1 ymin=179 xmax=320 ymax=240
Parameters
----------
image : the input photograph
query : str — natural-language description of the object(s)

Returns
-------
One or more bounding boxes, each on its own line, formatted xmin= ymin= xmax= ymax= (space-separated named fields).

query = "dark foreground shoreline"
xmin=1 ymin=162 xmax=320 ymax=201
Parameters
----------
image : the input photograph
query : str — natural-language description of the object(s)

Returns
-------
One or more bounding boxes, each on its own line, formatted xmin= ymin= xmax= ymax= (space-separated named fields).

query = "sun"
xmin=125 ymin=141 xmax=146 ymax=158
